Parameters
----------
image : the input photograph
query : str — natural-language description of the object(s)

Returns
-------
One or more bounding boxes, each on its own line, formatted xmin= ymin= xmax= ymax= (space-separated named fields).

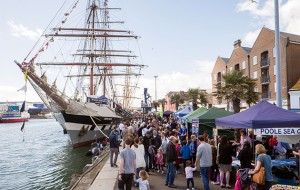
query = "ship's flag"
xmin=17 ymin=85 xmax=27 ymax=92
xmin=20 ymin=101 xmax=26 ymax=112
xmin=45 ymin=42 xmax=49 ymax=49
xmin=39 ymin=47 xmax=44 ymax=53
xmin=24 ymin=70 xmax=28 ymax=82
xmin=21 ymin=121 xmax=25 ymax=132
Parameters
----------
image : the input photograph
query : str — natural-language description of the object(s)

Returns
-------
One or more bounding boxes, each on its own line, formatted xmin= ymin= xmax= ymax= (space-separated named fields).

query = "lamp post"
xmin=249 ymin=0 xmax=282 ymax=107
xmin=154 ymin=75 xmax=158 ymax=102
xmin=274 ymin=0 xmax=282 ymax=108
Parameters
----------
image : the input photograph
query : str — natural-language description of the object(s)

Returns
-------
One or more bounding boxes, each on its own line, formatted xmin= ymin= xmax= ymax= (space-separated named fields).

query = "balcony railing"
xmin=261 ymin=91 xmax=271 ymax=99
xmin=260 ymin=58 xmax=270 ymax=68
xmin=260 ymin=75 xmax=270 ymax=84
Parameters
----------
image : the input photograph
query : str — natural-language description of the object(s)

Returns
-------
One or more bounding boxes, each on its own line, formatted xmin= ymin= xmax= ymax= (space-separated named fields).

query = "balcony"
xmin=260 ymin=58 xmax=270 ymax=68
xmin=260 ymin=75 xmax=270 ymax=84
xmin=261 ymin=91 xmax=271 ymax=99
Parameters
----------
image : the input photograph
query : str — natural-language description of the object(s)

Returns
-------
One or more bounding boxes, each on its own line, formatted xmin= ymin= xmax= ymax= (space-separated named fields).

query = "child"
xmin=180 ymin=140 xmax=191 ymax=174
xmin=175 ymin=139 xmax=182 ymax=174
xmin=185 ymin=160 xmax=196 ymax=190
xmin=136 ymin=170 xmax=150 ymax=190
xmin=155 ymin=148 xmax=164 ymax=174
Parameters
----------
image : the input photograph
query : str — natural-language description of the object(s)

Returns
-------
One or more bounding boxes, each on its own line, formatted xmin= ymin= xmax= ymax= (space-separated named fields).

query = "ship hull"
xmin=0 ymin=117 xmax=29 ymax=123
xmin=59 ymin=111 xmax=120 ymax=148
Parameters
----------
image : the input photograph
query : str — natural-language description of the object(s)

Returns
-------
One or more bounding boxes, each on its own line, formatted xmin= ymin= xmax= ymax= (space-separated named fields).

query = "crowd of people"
xmin=107 ymin=114 xmax=300 ymax=190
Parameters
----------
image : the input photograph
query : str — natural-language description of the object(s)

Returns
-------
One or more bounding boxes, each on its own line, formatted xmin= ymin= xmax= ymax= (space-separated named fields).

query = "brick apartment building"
xmin=165 ymin=91 xmax=184 ymax=112
xmin=211 ymin=27 xmax=300 ymax=110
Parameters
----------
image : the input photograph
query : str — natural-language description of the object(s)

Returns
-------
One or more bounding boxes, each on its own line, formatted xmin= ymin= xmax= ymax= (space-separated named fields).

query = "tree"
xmin=213 ymin=70 xmax=259 ymax=113
xmin=187 ymin=88 xmax=208 ymax=111
xmin=170 ymin=93 xmax=184 ymax=110
xmin=158 ymin=98 xmax=166 ymax=112
xmin=245 ymin=79 xmax=260 ymax=107
xmin=152 ymin=101 xmax=159 ymax=111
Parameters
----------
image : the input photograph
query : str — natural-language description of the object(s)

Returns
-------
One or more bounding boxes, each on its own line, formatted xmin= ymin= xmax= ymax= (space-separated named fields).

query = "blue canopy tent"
xmin=173 ymin=108 xmax=183 ymax=116
xmin=215 ymin=100 xmax=300 ymax=129
xmin=216 ymin=100 xmax=300 ymax=181
xmin=174 ymin=106 xmax=193 ymax=117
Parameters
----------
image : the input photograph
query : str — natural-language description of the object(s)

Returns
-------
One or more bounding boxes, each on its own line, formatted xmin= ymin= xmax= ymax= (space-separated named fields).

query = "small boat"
xmin=0 ymin=112 xmax=30 ymax=123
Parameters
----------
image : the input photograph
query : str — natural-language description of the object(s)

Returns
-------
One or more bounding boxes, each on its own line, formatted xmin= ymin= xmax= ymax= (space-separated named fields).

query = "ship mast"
xmin=103 ymin=0 xmax=108 ymax=97
xmin=90 ymin=0 xmax=96 ymax=96
xmin=17 ymin=0 xmax=144 ymax=109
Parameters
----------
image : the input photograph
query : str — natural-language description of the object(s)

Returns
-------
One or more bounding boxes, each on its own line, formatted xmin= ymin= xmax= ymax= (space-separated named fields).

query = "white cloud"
xmin=7 ymin=20 xmax=42 ymax=40
xmin=0 ymin=85 xmax=41 ymax=102
xmin=237 ymin=0 xmax=300 ymax=46
xmin=243 ymin=29 xmax=261 ymax=47
xmin=132 ymin=60 xmax=214 ymax=107
xmin=0 ymin=59 xmax=214 ymax=108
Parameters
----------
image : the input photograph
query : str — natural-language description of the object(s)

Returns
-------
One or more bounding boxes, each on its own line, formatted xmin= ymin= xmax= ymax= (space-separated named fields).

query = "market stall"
xmin=174 ymin=106 xmax=193 ymax=117
xmin=182 ymin=107 xmax=207 ymax=138
xmin=197 ymin=107 xmax=233 ymax=138
xmin=215 ymin=100 xmax=300 ymax=185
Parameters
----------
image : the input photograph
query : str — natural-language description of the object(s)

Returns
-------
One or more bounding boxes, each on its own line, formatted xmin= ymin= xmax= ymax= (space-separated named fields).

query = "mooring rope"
xmin=81 ymin=103 xmax=109 ymax=139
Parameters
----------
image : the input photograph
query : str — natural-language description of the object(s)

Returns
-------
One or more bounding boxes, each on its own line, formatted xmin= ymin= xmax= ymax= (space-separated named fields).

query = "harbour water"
xmin=0 ymin=119 xmax=91 ymax=190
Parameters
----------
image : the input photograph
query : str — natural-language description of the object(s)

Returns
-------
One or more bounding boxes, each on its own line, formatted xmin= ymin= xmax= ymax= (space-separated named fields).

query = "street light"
xmin=274 ymin=0 xmax=282 ymax=108
xmin=249 ymin=0 xmax=282 ymax=107
xmin=154 ymin=75 xmax=158 ymax=102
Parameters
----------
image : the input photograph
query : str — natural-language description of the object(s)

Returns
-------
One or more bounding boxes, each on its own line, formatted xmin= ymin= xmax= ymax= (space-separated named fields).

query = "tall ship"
xmin=15 ymin=0 xmax=144 ymax=147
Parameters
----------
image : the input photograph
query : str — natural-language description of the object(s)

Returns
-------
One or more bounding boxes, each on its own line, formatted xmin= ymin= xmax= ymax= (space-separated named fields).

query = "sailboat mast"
xmin=103 ymin=0 xmax=109 ymax=97
xmin=90 ymin=0 xmax=96 ymax=96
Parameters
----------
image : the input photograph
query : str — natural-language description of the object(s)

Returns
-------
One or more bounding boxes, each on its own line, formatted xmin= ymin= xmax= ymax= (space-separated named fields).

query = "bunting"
xmin=21 ymin=121 xmax=25 ymax=132
xmin=19 ymin=0 xmax=81 ymax=138
xmin=24 ymin=70 xmax=28 ymax=82
xmin=17 ymin=85 xmax=27 ymax=92
xmin=21 ymin=0 xmax=80 ymax=69
xmin=20 ymin=101 xmax=26 ymax=112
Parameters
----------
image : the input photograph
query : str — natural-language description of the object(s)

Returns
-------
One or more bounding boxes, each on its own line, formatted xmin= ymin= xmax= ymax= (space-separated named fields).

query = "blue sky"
xmin=0 ymin=0 xmax=299 ymax=105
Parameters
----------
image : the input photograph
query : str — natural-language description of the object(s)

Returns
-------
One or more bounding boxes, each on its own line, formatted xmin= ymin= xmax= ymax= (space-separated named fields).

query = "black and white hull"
xmin=56 ymin=101 xmax=121 ymax=148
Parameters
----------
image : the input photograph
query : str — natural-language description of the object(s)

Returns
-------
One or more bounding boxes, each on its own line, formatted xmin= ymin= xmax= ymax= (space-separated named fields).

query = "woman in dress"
xmin=218 ymin=135 xmax=233 ymax=188
xmin=131 ymin=137 xmax=146 ymax=187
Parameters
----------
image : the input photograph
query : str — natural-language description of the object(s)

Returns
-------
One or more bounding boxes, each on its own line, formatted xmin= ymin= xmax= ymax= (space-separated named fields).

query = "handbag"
xmin=252 ymin=155 xmax=265 ymax=185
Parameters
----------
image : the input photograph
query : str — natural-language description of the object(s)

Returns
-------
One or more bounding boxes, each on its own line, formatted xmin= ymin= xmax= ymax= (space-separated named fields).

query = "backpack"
xmin=148 ymin=145 xmax=156 ymax=155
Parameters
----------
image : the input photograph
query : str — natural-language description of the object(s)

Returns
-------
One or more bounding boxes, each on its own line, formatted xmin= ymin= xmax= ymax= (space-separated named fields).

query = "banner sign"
xmin=254 ymin=128 xmax=300 ymax=136
xmin=191 ymin=119 xmax=199 ymax=135
xmin=87 ymin=97 xmax=108 ymax=104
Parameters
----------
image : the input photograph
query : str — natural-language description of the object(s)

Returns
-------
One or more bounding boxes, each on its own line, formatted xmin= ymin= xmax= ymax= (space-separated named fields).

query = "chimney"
xmin=234 ymin=39 xmax=242 ymax=49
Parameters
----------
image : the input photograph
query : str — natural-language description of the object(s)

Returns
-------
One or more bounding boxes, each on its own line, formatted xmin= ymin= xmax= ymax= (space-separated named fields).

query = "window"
xmin=253 ymin=56 xmax=257 ymax=65
xmin=274 ymin=64 xmax=276 ymax=76
xmin=254 ymin=87 xmax=258 ymax=92
xmin=214 ymin=74 xmax=217 ymax=81
xmin=242 ymin=61 xmax=246 ymax=69
xmin=230 ymin=67 xmax=233 ymax=72
xmin=235 ymin=64 xmax=240 ymax=71
xmin=273 ymin=47 xmax=276 ymax=58
xmin=253 ymin=71 xmax=257 ymax=79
